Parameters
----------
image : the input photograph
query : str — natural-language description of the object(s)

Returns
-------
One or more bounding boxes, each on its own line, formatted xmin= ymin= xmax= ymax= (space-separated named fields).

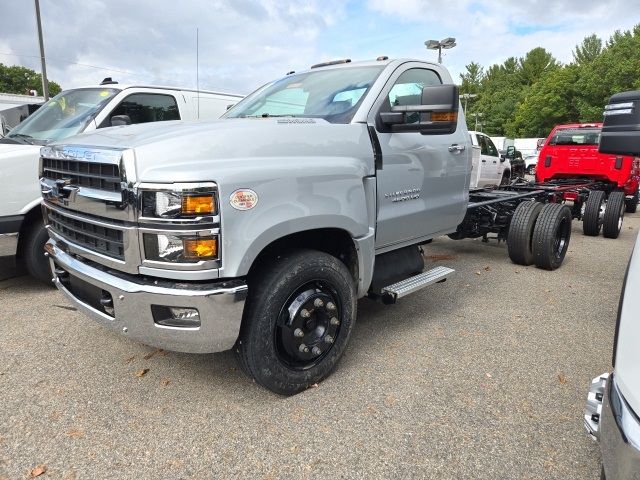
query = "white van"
xmin=0 ymin=79 xmax=242 ymax=282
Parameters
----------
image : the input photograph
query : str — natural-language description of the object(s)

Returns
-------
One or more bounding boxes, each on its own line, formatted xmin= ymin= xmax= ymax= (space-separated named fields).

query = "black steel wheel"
xmin=507 ymin=201 xmax=543 ymax=266
xmin=532 ymin=203 xmax=572 ymax=270
xmin=625 ymin=188 xmax=638 ymax=213
xmin=235 ymin=249 xmax=356 ymax=395
xmin=583 ymin=190 xmax=605 ymax=236
xmin=603 ymin=191 xmax=625 ymax=239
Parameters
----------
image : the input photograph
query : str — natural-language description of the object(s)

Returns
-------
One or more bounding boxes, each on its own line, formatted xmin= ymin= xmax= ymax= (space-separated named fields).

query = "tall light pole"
xmin=34 ymin=0 xmax=49 ymax=100
xmin=460 ymin=93 xmax=477 ymax=113
xmin=425 ymin=37 xmax=456 ymax=64
xmin=471 ymin=112 xmax=484 ymax=131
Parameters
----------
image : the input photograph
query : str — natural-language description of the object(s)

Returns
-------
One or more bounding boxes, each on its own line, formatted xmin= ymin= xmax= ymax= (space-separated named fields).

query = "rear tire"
xmin=235 ymin=249 xmax=356 ymax=395
xmin=625 ymin=188 xmax=638 ymax=213
xmin=583 ymin=190 xmax=605 ymax=236
xmin=603 ymin=191 xmax=625 ymax=239
xmin=532 ymin=203 xmax=572 ymax=270
xmin=21 ymin=221 xmax=52 ymax=285
xmin=500 ymin=171 xmax=510 ymax=186
xmin=507 ymin=201 xmax=543 ymax=266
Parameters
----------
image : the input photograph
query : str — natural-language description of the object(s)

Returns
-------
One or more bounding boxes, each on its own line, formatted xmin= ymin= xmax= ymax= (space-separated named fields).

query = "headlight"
xmin=143 ymin=232 xmax=219 ymax=263
xmin=142 ymin=190 xmax=217 ymax=218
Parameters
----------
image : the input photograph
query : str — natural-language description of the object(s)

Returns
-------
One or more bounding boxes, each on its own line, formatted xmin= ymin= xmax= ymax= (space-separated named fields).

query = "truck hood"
xmin=0 ymin=142 xmax=40 ymax=157
xmin=54 ymin=118 xmax=375 ymax=182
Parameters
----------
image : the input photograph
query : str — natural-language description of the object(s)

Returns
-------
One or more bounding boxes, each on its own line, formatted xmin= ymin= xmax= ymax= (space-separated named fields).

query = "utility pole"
xmin=34 ymin=0 xmax=49 ymax=100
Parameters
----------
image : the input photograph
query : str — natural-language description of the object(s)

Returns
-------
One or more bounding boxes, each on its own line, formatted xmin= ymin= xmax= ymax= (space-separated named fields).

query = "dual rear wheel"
xmin=507 ymin=201 xmax=572 ymax=270
xmin=583 ymin=190 xmax=625 ymax=239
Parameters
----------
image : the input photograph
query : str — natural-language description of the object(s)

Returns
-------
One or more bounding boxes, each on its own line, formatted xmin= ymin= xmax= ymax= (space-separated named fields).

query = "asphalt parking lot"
xmin=1 ymin=214 xmax=636 ymax=480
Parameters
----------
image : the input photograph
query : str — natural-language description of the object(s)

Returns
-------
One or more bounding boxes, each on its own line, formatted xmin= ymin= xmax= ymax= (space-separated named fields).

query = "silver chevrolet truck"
xmin=40 ymin=58 xmax=573 ymax=394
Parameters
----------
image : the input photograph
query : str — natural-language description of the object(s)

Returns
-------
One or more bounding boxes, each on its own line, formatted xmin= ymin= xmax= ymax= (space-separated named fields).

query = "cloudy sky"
xmin=1 ymin=1 xmax=638 ymax=96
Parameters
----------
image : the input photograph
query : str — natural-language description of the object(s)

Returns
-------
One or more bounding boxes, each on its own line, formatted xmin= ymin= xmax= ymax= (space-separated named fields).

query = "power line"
xmin=0 ymin=51 xmax=139 ymax=76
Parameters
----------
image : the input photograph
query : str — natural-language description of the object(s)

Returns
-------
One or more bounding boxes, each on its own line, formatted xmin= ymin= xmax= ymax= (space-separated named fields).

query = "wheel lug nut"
xmin=299 ymin=343 xmax=310 ymax=353
xmin=324 ymin=335 xmax=334 ymax=344
xmin=312 ymin=346 xmax=322 ymax=356
xmin=314 ymin=298 xmax=324 ymax=308
xmin=300 ymin=309 xmax=310 ymax=318
xmin=326 ymin=302 xmax=336 ymax=311
xmin=330 ymin=317 xmax=340 ymax=326
xmin=294 ymin=328 xmax=304 ymax=338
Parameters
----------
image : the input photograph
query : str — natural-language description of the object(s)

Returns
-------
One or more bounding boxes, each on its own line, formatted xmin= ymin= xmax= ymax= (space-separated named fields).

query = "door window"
xmin=484 ymin=136 xmax=499 ymax=156
xmin=385 ymin=68 xmax=441 ymax=124
xmin=477 ymin=134 xmax=488 ymax=155
xmin=101 ymin=93 xmax=180 ymax=127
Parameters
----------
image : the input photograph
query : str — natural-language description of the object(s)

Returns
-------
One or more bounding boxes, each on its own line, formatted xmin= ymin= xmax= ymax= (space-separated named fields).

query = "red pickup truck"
xmin=536 ymin=123 xmax=640 ymax=213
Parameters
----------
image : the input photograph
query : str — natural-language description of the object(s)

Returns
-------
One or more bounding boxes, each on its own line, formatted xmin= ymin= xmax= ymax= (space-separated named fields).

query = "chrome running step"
xmin=382 ymin=266 xmax=454 ymax=302
xmin=584 ymin=373 xmax=609 ymax=441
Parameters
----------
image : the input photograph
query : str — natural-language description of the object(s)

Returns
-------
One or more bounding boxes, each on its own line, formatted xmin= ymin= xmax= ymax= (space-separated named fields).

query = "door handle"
xmin=492 ymin=161 xmax=497 ymax=164
xmin=481 ymin=159 xmax=487 ymax=163
xmin=448 ymin=144 xmax=466 ymax=153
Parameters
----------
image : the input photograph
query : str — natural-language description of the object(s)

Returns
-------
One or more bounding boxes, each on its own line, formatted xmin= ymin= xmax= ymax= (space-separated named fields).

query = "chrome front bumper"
xmin=585 ymin=373 xmax=640 ymax=480
xmin=45 ymin=239 xmax=247 ymax=353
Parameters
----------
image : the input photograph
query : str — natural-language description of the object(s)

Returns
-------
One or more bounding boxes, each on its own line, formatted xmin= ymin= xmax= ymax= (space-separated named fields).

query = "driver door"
xmin=369 ymin=63 xmax=471 ymax=250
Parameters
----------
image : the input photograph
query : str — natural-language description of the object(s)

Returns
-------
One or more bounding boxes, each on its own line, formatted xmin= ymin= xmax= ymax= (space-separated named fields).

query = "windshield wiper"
xmin=8 ymin=133 xmax=36 ymax=145
xmin=241 ymin=113 xmax=297 ymax=118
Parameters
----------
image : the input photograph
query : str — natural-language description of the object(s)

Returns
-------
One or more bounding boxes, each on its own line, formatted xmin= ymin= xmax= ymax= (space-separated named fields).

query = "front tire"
xmin=235 ymin=249 xmax=356 ymax=395
xmin=603 ymin=191 xmax=625 ymax=239
xmin=21 ymin=221 xmax=52 ymax=285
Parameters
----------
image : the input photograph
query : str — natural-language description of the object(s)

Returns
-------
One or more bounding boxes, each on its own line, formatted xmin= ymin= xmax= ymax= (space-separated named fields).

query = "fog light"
xmin=152 ymin=305 xmax=201 ymax=328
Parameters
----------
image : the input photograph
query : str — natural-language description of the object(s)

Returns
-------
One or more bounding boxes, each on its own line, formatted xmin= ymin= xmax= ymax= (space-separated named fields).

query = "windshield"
xmin=5 ymin=88 xmax=119 ymax=145
xmin=549 ymin=128 xmax=601 ymax=146
xmin=224 ymin=66 xmax=384 ymax=123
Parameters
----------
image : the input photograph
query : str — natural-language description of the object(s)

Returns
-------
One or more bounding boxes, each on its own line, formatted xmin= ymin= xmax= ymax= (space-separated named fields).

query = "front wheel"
xmin=235 ymin=249 xmax=356 ymax=395
xmin=21 ymin=221 xmax=53 ymax=285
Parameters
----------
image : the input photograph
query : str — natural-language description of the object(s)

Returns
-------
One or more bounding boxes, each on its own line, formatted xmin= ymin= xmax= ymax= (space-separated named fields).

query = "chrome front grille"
xmin=42 ymin=157 xmax=121 ymax=192
xmin=48 ymin=208 xmax=125 ymax=260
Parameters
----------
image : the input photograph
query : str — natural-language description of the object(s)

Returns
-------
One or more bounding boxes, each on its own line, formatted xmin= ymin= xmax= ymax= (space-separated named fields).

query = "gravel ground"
xmin=1 ymin=214 xmax=637 ymax=480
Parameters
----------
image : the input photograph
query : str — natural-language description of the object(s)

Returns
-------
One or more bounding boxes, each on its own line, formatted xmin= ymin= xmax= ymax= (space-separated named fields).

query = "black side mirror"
xmin=111 ymin=115 xmax=132 ymax=127
xmin=599 ymin=90 xmax=640 ymax=156
xmin=379 ymin=84 xmax=459 ymax=134
xmin=506 ymin=146 xmax=516 ymax=158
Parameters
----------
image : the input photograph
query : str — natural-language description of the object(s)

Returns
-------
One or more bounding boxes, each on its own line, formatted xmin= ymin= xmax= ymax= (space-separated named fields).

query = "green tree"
xmin=473 ymin=57 xmax=523 ymax=135
xmin=575 ymin=25 xmax=640 ymax=120
xmin=508 ymin=65 xmax=580 ymax=137
xmin=517 ymin=47 xmax=559 ymax=86
xmin=572 ymin=34 xmax=603 ymax=64
xmin=460 ymin=61 xmax=484 ymax=95
xmin=0 ymin=63 xmax=62 ymax=96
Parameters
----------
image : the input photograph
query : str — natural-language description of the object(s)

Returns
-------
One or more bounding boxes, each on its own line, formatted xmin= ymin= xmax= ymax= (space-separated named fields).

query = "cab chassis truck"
xmin=42 ymin=58 xmax=579 ymax=395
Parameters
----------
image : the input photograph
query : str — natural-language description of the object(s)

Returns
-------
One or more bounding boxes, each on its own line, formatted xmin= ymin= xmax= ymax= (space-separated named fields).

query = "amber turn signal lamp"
xmin=182 ymin=194 xmax=215 ymax=215
xmin=431 ymin=112 xmax=457 ymax=122
xmin=183 ymin=237 xmax=218 ymax=259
